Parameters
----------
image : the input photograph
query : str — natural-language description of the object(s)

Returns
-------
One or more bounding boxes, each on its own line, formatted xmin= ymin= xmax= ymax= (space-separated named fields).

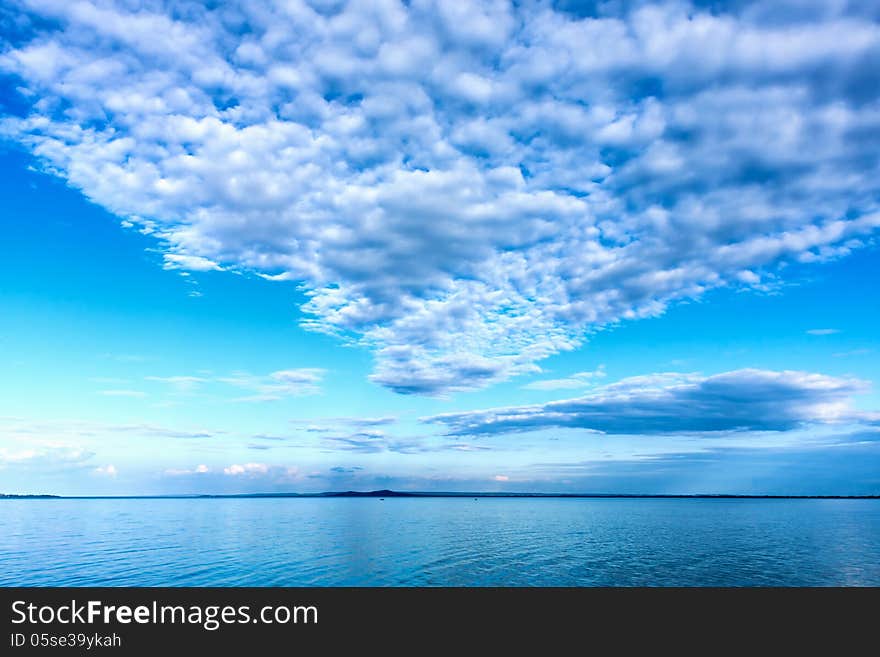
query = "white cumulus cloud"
xmin=93 ymin=464 xmax=117 ymax=477
xmin=223 ymin=462 xmax=269 ymax=476
xmin=3 ymin=1 xmax=880 ymax=394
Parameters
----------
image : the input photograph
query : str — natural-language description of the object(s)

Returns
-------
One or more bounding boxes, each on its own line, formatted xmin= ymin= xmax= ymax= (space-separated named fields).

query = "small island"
xmin=0 ymin=494 xmax=61 ymax=499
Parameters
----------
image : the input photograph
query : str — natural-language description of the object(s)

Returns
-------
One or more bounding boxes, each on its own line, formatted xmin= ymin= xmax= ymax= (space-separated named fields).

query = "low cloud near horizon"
xmin=426 ymin=368 xmax=876 ymax=436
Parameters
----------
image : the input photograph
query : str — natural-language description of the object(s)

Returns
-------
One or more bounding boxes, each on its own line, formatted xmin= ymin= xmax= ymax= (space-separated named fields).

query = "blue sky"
xmin=1 ymin=0 xmax=879 ymax=495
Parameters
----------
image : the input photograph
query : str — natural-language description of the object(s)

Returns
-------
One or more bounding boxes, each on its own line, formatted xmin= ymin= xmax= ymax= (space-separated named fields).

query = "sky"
xmin=1 ymin=0 xmax=879 ymax=495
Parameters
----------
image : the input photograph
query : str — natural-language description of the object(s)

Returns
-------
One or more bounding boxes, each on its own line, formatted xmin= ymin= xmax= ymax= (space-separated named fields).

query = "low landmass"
xmin=0 ymin=494 xmax=61 ymax=499
xmin=2 ymin=490 xmax=878 ymax=499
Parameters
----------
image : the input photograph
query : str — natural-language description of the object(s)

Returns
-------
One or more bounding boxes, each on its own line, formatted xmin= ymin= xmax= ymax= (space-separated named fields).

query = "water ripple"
xmin=1 ymin=498 xmax=879 ymax=586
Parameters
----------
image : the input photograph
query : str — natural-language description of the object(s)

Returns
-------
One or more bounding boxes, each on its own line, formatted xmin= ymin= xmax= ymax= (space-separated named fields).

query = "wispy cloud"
xmin=98 ymin=389 xmax=146 ymax=398
xmin=524 ymin=442 xmax=880 ymax=496
xmin=319 ymin=428 xmax=488 ymax=455
xmin=162 ymin=254 xmax=223 ymax=272
xmin=291 ymin=416 xmax=397 ymax=433
xmin=321 ymin=429 xmax=422 ymax=455
xmin=807 ymin=328 xmax=841 ymax=336
xmin=833 ymin=348 xmax=873 ymax=358
xmin=220 ymin=369 xmax=325 ymax=401
xmin=250 ymin=434 xmax=291 ymax=442
xmin=101 ymin=353 xmax=148 ymax=363
xmin=107 ymin=424 xmax=218 ymax=439
xmin=146 ymin=369 xmax=326 ymax=400
xmin=145 ymin=376 xmax=207 ymax=392
xmin=523 ymin=366 xmax=606 ymax=391
xmin=0 ymin=418 xmax=221 ymax=442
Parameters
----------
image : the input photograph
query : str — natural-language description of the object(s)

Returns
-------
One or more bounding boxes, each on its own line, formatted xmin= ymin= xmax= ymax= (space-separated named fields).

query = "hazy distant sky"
xmin=1 ymin=0 xmax=879 ymax=495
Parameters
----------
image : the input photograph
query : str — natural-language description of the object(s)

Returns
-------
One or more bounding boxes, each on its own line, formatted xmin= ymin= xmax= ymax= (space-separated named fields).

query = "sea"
xmin=2 ymin=497 xmax=879 ymax=586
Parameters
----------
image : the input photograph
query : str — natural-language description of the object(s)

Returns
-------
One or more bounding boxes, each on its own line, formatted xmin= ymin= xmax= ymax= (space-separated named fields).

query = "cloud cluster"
xmin=223 ymin=462 xmax=269 ymax=476
xmin=320 ymin=427 xmax=427 ymax=454
xmin=285 ymin=415 xmax=486 ymax=453
xmin=164 ymin=462 xmax=300 ymax=483
xmin=0 ymin=443 xmax=94 ymax=468
xmin=3 ymin=1 xmax=880 ymax=394
xmin=426 ymin=368 xmax=872 ymax=436
xmin=165 ymin=464 xmax=209 ymax=476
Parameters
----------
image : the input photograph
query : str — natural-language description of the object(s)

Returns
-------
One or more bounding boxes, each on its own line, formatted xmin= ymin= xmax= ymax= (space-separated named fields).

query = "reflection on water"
xmin=1 ymin=498 xmax=879 ymax=586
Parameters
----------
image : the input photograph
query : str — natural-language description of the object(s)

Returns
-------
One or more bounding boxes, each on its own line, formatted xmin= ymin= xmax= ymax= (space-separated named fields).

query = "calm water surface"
xmin=1 ymin=498 xmax=879 ymax=586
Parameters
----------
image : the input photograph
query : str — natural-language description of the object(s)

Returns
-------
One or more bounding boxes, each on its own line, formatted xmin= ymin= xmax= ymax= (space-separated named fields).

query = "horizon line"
xmin=2 ymin=490 xmax=880 ymax=500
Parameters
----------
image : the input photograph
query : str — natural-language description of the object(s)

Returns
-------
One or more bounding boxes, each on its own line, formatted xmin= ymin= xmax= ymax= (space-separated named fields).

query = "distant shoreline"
xmin=2 ymin=490 xmax=879 ymax=500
